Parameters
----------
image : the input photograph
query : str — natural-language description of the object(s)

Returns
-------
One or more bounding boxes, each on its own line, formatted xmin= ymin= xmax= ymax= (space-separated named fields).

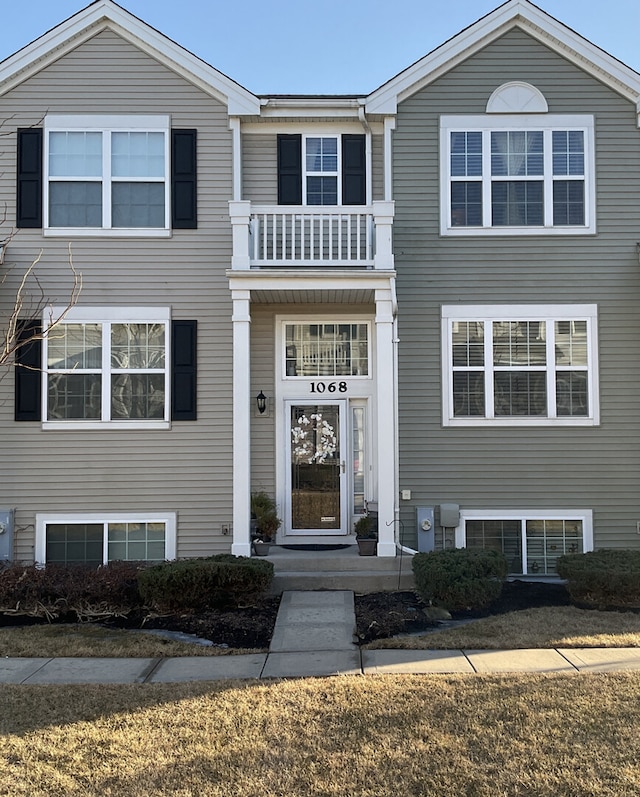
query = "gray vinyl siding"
xmin=394 ymin=28 xmax=640 ymax=551
xmin=0 ymin=31 xmax=235 ymax=561
xmin=242 ymin=132 xmax=385 ymax=203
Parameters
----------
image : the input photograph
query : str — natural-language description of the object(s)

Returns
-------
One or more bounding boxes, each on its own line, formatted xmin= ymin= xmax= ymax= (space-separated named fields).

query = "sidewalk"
xmin=2 ymin=590 xmax=640 ymax=683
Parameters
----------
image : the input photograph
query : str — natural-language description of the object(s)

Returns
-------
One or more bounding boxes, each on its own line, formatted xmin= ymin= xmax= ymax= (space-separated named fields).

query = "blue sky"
xmin=0 ymin=0 xmax=638 ymax=94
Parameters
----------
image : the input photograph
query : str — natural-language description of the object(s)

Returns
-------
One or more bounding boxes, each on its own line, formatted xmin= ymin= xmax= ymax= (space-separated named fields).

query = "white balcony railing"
xmin=229 ymin=200 xmax=394 ymax=270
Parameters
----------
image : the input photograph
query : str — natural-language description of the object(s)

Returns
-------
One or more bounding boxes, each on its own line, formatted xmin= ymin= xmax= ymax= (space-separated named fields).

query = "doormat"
xmin=281 ymin=544 xmax=352 ymax=552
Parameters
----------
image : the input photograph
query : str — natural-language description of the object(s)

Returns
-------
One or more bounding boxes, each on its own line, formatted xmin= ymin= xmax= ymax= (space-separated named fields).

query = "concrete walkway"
xmin=2 ymin=590 xmax=640 ymax=683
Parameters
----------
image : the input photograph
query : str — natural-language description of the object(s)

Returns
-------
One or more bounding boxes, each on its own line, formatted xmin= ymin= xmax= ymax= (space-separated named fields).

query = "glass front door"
xmin=287 ymin=401 xmax=346 ymax=535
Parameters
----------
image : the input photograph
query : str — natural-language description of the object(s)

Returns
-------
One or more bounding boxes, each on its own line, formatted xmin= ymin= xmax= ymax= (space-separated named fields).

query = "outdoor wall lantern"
xmin=256 ymin=391 xmax=267 ymax=415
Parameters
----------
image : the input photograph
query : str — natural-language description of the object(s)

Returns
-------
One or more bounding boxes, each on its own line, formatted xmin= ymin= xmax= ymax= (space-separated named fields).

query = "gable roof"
xmin=366 ymin=0 xmax=640 ymax=118
xmin=0 ymin=0 xmax=260 ymax=115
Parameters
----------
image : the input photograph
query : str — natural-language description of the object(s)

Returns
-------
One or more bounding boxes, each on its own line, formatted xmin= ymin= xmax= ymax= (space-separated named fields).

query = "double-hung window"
xmin=441 ymin=114 xmax=595 ymax=235
xmin=442 ymin=304 xmax=599 ymax=426
xmin=44 ymin=115 xmax=170 ymax=235
xmin=305 ymin=137 xmax=339 ymax=205
xmin=43 ymin=307 xmax=170 ymax=429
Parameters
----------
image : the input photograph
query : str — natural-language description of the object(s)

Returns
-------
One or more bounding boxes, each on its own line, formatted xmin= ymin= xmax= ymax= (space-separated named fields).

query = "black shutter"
xmin=342 ymin=134 xmax=366 ymax=205
xmin=171 ymin=129 xmax=197 ymax=229
xmin=17 ymin=129 xmax=43 ymax=228
xmin=15 ymin=321 xmax=42 ymax=421
xmin=277 ymin=134 xmax=302 ymax=205
xmin=171 ymin=320 xmax=197 ymax=421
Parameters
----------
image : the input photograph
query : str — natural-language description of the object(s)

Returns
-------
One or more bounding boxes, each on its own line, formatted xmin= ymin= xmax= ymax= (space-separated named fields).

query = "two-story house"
xmin=1 ymin=0 xmax=639 ymax=579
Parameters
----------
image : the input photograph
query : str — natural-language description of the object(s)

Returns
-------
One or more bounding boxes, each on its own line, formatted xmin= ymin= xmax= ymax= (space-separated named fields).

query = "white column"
xmin=372 ymin=200 xmax=395 ymax=270
xmin=231 ymin=290 xmax=252 ymax=557
xmin=375 ymin=289 xmax=397 ymax=557
xmin=229 ymin=200 xmax=252 ymax=270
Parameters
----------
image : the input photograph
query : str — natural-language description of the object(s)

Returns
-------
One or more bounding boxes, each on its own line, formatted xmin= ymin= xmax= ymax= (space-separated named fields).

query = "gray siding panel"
xmin=394 ymin=29 xmax=640 ymax=551
xmin=0 ymin=31 xmax=235 ymax=561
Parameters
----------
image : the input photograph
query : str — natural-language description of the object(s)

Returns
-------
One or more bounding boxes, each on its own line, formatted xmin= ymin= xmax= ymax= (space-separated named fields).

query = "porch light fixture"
xmin=637 ymin=242 xmax=640 ymax=264
xmin=256 ymin=391 xmax=267 ymax=415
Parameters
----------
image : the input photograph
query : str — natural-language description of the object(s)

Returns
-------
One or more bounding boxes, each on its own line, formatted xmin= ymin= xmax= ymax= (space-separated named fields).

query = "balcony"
xmin=229 ymin=200 xmax=394 ymax=270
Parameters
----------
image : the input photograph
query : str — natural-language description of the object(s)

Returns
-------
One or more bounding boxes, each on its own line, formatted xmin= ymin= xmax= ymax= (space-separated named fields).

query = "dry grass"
xmin=367 ymin=606 xmax=640 ymax=650
xmin=0 ymin=625 xmax=259 ymax=658
xmin=1 ymin=674 xmax=640 ymax=796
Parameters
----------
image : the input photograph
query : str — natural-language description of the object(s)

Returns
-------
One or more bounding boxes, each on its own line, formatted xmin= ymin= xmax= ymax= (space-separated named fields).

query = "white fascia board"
xmin=227 ymin=270 xmax=396 ymax=293
xmin=258 ymin=97 xmax=366 ymax=120
xmin=366 ymin=0 xmax=640 ymax=114
xmin=0 ymin=0 xmax=260 ymax=114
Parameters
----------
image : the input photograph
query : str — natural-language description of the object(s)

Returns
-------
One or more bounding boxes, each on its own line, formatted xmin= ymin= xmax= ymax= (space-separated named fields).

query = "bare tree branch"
xmin=1 ymin=242 xmax=82 ymax=371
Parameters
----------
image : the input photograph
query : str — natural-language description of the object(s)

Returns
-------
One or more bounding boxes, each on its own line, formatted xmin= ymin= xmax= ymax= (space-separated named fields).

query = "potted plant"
xmin=354 ymin=514 xmax=377 ymax=556
xmin=250 ymin=492 xmax=281 ymax=555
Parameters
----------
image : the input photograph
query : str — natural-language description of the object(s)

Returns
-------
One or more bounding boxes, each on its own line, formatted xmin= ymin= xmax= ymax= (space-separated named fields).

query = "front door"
xmin=286 ymin=401 xmax=347 ymax=535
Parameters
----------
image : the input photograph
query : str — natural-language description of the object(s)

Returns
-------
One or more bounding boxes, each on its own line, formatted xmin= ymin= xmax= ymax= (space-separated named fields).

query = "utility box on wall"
xmin=0 ymin=509 xmax=14 ymax=563
xmin=416 ymin=507 xmax=435 ymax=552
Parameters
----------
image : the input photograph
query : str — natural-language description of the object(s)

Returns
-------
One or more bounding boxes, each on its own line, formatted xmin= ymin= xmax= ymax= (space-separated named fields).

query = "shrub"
xmin=137 ymin=554 xmax=274 ymax=611
xmin=0 ymin=561 xmax=144 ymax=621
xmin=556 ymin=549 xmax=640 ymax=609
xmin=412 ymin=548 xmax=507 ymax=611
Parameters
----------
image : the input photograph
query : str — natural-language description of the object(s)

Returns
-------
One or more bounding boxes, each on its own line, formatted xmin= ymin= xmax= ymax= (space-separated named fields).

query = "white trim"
xmin=455 ymin=508 xmax=594 ymax=574
xmin=366 ymin=0 xmax=640 ymax=114
xmin=441 ymin=304 xmax=599 ymax=427
xmin=440 ymin=114 xmax=596 ymax=236
xmin=35 ymin=512 xmax=177 ymax=566
xmin=42 ymin=306 xmax=171 ymax=429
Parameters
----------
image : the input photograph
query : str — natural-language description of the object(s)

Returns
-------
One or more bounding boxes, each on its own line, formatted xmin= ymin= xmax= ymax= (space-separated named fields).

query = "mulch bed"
xmin=354 ymin=580 xmax=572 ymax=643
xmin=0 ymin=581 xmax=571 ymax=649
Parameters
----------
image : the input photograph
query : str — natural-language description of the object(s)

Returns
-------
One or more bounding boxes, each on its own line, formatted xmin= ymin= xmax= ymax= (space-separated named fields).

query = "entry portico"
xmin=229 ymin=266 xmax=398 ymax=558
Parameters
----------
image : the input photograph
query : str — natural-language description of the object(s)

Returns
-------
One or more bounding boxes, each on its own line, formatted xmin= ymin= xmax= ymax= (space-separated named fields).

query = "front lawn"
xmin=2 ymin=675 xmax=640 ymax=796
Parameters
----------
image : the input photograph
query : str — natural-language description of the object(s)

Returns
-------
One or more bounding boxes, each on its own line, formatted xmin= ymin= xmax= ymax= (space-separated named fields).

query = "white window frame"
xmin=302 ymin=134 xmax=341 ymax=206
xmin=441 ymin=304 xmax=599 ymax=427
xmin=35 ymin=512 xmax=177 ymax=566
xmin=454 ymin=508 xmax=594 ymax=575
xmin=42 ymin=306 xmax=171 ymax=430
xmin=44 ymin=114 xmax=171 ymax=237
xmin=440 ymin=114 xmax=596 ymax=236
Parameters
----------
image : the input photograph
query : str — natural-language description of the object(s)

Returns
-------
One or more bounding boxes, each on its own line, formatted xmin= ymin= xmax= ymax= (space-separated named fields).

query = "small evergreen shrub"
xmin=412 ymin=548 xmax=507 ymax=611
xmin=557 ymin=549 xmax=640 ymax=609
xmin=137 ymin=554 xmax=274 ymax=610
xmin=0 ymin=561 xmax=144 ymax=620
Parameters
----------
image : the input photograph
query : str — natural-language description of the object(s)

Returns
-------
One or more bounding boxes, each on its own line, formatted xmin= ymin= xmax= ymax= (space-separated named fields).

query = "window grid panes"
xmin=448 ymin=126 xmax=587 ymax=229
xmin=107 ymin=522 xmax=166 ymax=562
xmin=46 ymin=320 xmax=167 ymax=423
xmin=47 ymin=126 xmax=167 ymax=229
xmin=449 ymin=313 xmax=592 ymax=422
xmin=285 ymin=323 xmax=369 ymax=377
xmin=305 ymin=137 xmax=338 ymax=206
xmin=466 ymin=518 xmax=584 ymax=575
xmin=46 ymin=523 xmax=103 ymax=566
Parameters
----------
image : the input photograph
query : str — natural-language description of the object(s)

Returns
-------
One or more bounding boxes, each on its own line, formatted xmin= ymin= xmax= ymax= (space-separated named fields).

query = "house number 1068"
xmin=310 ymin=381 xmax=348 ymax=394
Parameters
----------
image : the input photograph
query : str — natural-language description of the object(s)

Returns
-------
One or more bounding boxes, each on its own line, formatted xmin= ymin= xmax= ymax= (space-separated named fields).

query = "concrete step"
xmin=263 ymin=545 xmax=415 ymax=594
xmin=271 ymin=569 xmax=415 ymax=594
xmin=264 ymin=545 xmax=415 ymax=573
